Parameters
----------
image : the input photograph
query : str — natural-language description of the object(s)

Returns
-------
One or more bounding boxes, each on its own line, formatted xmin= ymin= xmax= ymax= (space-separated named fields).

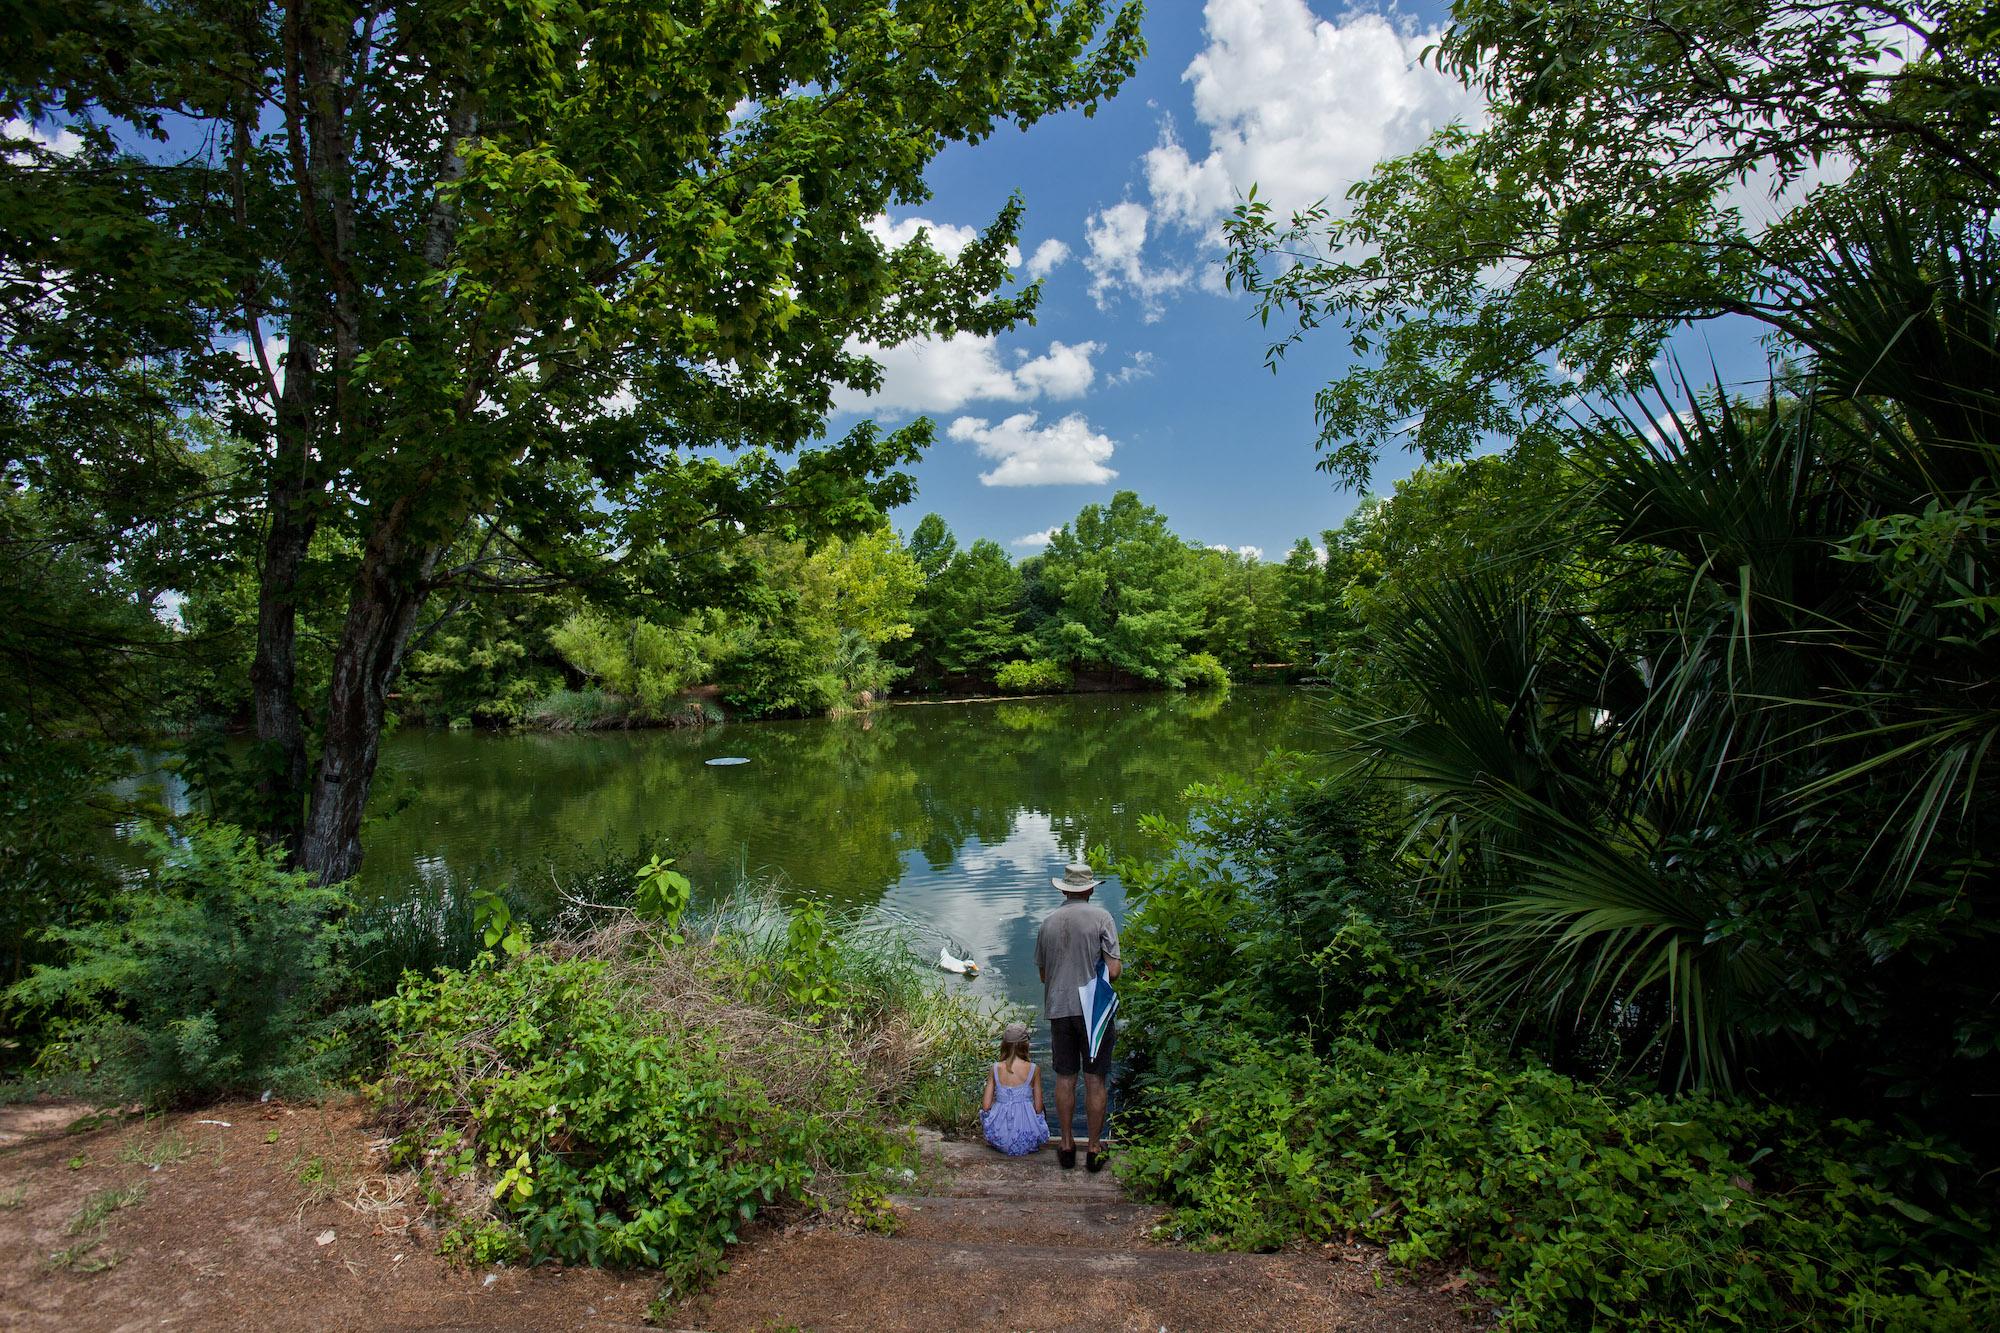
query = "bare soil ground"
xmin=1 ymin=1100 xmax=1479 ymax=1332
xmin=0 ymin=1096 xmax=654 ymax=1331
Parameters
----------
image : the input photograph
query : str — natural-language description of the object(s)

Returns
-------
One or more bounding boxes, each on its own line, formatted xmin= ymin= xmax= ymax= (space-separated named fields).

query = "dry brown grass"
xmin=557 ymin=914 xmax=973 ymax=1116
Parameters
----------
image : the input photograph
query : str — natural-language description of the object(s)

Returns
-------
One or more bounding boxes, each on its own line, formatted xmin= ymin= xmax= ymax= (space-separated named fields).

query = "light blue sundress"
xmin=981 ymin=1063 xmax=1051 ymax=1156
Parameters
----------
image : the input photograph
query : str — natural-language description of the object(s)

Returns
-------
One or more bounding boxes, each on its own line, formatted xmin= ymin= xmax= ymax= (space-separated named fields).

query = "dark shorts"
xmin=1050 ymin=1014 xmax=1115 ymax=1077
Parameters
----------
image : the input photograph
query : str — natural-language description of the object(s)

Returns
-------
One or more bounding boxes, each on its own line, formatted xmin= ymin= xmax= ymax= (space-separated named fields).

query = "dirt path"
xmin=2 ymin=1101 xmax=1475 ymax=1331
xmin=687 ymin=1132 xmax=1475 ymax=1333
xmin=0 ymin=1098 xmax=655 ymax=1331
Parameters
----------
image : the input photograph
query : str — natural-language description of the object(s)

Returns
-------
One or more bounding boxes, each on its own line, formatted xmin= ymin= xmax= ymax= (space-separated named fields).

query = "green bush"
xmin=7 ymin=820 xmax=367 ymax=1103
xmin=1114 ymin=767 xmax=2000 ymax=1330
xmin=1114 ymin=763 xmax=1437 ymax=1089
xmin=379 ymin=952 xmax=861 ymax=1270
xmin=376 ymin=899 xmax=998 ymax=1279
xmin=1175 ymin=650 xmax=1230 ymax=690
xmin=994 ymin=657 xmax=1072 ymax=693
xmin=1121 ymin=1037 xmax=2000 ymax=1331
xmin=0 ymin=712 xmax=118 ymax=1002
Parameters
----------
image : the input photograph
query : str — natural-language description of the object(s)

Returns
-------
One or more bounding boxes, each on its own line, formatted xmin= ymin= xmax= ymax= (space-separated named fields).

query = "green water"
xmin=361 ymin=688 xmax=1320 ymax=1014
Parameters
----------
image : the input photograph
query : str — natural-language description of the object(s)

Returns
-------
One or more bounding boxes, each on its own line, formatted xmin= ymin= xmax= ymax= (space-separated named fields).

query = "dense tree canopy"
xmin=1214 ymin=0 xmax=2000 ymax=1126
xmin=2 ymin=0 xmax=1143 ymax=880
xmin=1034 ymin=491 xmax=1204 ymax=684
xmin=437 ymin=492 xmax=1360 ymax=721
xmin=1227 ymin=0 xmax=2000 ymax=486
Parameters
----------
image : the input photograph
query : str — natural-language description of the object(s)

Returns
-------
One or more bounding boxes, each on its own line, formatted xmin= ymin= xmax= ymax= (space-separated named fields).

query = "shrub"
xmin=1114 ymin=765 xmax=2000 ymax=1331
xmin=376 ymin=898 xmax=999 ymax=1279
xmin=1114 ymin=763 xmax=1436 ymax=1090
xmin=8 ymin=820 xmax=367 ymax=1103
xmin=0 ymin=712 xmax=118 ymax=1010
xmin=994 ymin=657 xmax=1072 ymax=693
xmin=1120 ymin=1037 xmax=2000 ymax=1331
xmin=1175 ymin=650 xmax=1230 ymax=690
xmin=379 ymin=952 xmax=846 ymax=1270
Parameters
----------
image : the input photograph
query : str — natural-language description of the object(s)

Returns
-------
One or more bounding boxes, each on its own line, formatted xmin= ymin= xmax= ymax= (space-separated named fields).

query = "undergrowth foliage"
xmin=379 ymin=952 xmax=847 ymax=1273
xmin=374 ymin=894 xmax=995 ymax=1289
xmin=7 ymin=819 xmax=366 ymax=1103
xmin=1114 ymin=768 xmax=2000 ymax=1331
xmin=1123 ymin=1039 xmax=2000 ymax=1331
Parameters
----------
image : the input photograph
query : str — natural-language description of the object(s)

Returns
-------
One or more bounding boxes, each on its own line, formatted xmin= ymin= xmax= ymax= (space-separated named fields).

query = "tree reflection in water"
xmin=362 ymin=688 xmax=1317 ymax=1010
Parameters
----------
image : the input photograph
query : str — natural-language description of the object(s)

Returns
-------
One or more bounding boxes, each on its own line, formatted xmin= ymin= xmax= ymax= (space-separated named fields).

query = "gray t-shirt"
xmin=1035 ymin=898 xmax=1120 ymax=1020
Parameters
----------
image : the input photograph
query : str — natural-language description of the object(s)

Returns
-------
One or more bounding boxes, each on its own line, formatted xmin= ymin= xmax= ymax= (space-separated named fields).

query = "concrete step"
xmin=696 ymin=1232 xmax=1467 ymax=1333
xmin=926 ymin=1139 xmax=1124 ymax=1187
xmin=931 ymin=1136 xmax=1117 ymax=1166
xmin=855 ymin=1237 xmax=1242 ymax=1275
xmin=888 ymin=1193 xmax=1159 ymax=1249
xmin=918 ymin=1174 xmax=1126 ymax=1202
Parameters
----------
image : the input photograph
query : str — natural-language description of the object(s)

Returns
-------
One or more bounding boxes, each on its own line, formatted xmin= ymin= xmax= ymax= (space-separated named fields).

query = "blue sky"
xmin=832 ymin=0 xmax=1484 ymax=560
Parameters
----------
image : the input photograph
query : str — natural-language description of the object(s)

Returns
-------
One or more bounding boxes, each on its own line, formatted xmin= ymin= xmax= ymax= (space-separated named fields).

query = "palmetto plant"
xmin=1338 ymin=204 xmax=2000 ymax=1099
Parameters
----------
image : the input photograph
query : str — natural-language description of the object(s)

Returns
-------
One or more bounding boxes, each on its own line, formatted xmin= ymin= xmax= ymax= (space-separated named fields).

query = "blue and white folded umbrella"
xmin=1077 ymin=957 xmax=1118 ymax=1061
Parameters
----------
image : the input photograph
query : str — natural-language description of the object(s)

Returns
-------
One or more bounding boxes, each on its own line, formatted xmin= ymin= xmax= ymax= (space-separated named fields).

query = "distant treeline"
xmin=374 ymin=487 xmax=1427 ymax=726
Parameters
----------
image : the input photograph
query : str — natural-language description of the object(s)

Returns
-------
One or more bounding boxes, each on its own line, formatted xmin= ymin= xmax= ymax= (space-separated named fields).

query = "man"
xmin=1035 ymin=862 xmax=1122 ymax=1172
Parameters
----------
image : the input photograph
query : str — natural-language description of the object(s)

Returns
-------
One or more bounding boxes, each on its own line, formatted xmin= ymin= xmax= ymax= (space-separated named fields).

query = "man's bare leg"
xmin=1084 ymin=1073 xmax=1108 ymax=1152
xmin=1055 ymin=1073 xmax=1078 ymax=1151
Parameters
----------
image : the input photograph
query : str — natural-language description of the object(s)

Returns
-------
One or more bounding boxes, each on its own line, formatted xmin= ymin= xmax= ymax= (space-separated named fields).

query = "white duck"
xmin=938 ymin=946 xmax=980 ymax=977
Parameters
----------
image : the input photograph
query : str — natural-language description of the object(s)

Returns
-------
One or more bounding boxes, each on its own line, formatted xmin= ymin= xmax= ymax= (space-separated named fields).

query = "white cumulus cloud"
xmin=1108 ymin=351 xmax=1157 ymax=386
xmin=950 ymin=412 xmax=1120 ymax=487
xmin=832 ymin=336 xmax=1101 ymax=416
xmin=1012 ymin=527 xmax=1061 ymax=550
xmin=865 ymin=213 xmax=1020 ymax=266
xmin=1025 ymin=238 xmax=1072 ymax=280
xmin=1013 ymin=339 xmax=1101 ymax=398
xmin=4 ymin=117 xmax=83 ymax=160
xmin=1145 ymin=1 xmax=1483 ymax=231
xmin=866 ymin=213 xmax=976 ymax=260
xmin=1083 ymin=202 xmax=1190 ymax=320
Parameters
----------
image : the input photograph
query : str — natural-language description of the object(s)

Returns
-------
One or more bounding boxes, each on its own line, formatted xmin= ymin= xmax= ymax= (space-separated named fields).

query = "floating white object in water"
xmin=705 ymin=757 xmax=750 ymax=766
xmin=938 ymin=946 xmax=979 ymax=976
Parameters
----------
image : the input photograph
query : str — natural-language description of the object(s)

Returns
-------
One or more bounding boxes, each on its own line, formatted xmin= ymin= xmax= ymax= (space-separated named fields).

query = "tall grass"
xmin=361 ymin=858 xmax=1008 ymax=1134
xmin=351 ymin=842 xmax=649 ymax=996
xmin=525 ymin=685 xmax=633 ymax=731
xmin=525 ymin=685 xmax=725 ymax=731
xmin=670 ymin=894 xmax=1013 ymax=1133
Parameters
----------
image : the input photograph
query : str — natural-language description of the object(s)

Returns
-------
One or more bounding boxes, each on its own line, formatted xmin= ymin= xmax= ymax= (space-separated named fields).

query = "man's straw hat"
xmin=1052 ymin=862 xmax=1102 ymax=893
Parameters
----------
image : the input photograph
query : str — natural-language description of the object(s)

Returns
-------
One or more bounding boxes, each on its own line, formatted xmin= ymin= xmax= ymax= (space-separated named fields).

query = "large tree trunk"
xmin=298 ymin=514 xmax=443 ymax=885
xmin=289 ymin=53 xmax=475 ymax=884
xmin=265 ymin=0 xmax=368 ymax=866
xmin=249 ymin=334 xmax=321 ymax=855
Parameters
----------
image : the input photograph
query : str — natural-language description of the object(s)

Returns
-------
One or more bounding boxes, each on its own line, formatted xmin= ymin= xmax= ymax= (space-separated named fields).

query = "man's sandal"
xmin=1057 ymin=1146 xmax=1077 ymax=1169
xmin=1086 ymin=1149 xmax=1107 ymax=1174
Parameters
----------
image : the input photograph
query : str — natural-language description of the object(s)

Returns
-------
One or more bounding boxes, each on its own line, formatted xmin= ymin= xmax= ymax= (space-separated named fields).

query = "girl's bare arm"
xmin=981 ymin=1066 xmax=996 ymax=1113
xmin=1030 ymin=1064 xmax=1043 ymax=1114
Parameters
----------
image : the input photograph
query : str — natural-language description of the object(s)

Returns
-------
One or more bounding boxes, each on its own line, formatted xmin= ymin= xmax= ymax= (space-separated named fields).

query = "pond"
xmin=361 ymin=687 xmax=1322 ymax=1016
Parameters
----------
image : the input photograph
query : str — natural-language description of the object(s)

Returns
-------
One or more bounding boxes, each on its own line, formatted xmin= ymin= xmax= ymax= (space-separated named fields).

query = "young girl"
xmin=980 ymin=1021 xmax=1052 ymax=1156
